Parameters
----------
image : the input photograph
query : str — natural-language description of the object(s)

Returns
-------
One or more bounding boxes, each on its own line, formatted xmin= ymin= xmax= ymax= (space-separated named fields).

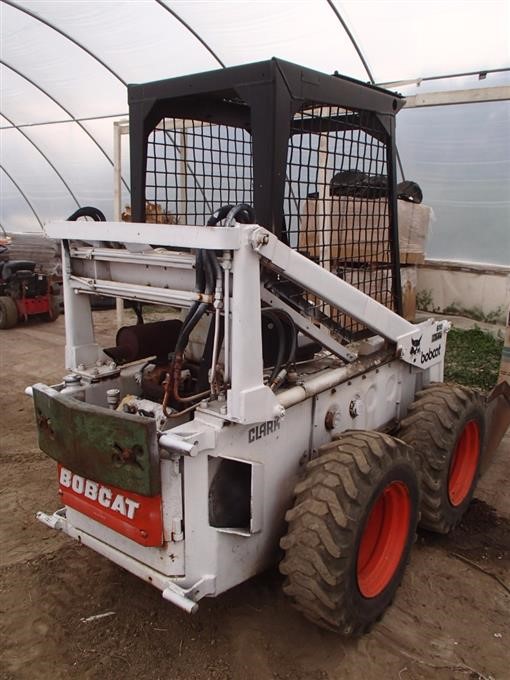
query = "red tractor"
xmin=0 ymin=256 xmax=60 ymax=329
xmin=0 ymin=207 xmax=106 ymax=329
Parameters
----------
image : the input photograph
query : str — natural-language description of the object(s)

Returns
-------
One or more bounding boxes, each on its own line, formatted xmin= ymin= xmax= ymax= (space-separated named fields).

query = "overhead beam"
xmin=404 ymin=85 xmax=510 ymax=108
xmin=0 ymin=112 xmax=129 ymax=130
xmin=379 ymin=67 xmax=510 ymax=89
xmin=325 ymin=0 xmax=375 ymax=84
xmin=153 ymin=0 xmax=225 ymax=69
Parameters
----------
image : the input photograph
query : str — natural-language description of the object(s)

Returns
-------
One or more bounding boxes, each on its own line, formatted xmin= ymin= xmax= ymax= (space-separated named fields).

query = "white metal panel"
xmin=45 ymin=221 xmax=243 ymax=249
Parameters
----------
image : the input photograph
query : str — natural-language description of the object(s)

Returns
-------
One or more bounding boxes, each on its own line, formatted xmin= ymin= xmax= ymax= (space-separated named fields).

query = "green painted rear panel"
xmin=33 ymin=384 xmax=160 ymax=496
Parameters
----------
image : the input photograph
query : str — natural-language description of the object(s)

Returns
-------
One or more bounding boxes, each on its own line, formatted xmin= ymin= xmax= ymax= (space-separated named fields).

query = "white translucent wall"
xmin=397 ymin=74 xmax=510 ymax=267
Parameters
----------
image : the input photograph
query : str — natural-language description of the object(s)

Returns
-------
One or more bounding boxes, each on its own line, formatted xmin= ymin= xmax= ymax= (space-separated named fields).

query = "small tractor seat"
xmin=1 ymin=260 xmax=36 ymax=281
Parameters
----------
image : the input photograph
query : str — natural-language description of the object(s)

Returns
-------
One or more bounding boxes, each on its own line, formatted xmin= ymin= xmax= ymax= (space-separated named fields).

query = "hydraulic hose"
xmin=207 ymin=205 xmax=235 ymax=226
xmin=263 ymin=308 xmax=297 ymax=390
xmin=175 ymin=302 xmax=209 ymax=355
xmin=163 ymin=203 xmax=256 ymax=414
xmin=275 ymin=308 xmax=297 ymax=366
xmin=67 ymin=206 xmax=106 ymax=221
xmin=225 ymin=203 xmax=256 ymax=226
xmin=262 ymin=309 xmax=286 ymax=385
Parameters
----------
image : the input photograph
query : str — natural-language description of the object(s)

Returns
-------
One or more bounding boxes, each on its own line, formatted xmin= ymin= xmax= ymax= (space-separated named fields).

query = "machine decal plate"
xmin=58 ymin=465 xmax=163 ymax=547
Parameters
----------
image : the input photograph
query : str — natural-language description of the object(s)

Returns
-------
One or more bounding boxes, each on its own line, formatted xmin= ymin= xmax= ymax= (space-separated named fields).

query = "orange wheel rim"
xmin=448 ymin=420 xmax=480 ymax=507
xmin=357 ymin=481 xmax=411 ymax=599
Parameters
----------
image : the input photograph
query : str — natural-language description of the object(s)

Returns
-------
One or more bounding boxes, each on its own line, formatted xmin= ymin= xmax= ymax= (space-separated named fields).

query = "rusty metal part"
xmin=104 ymin=319 xmax=182 ymax=364
xmin=167 ymin=401 xmax=201 ymax=419
xmin=162 ymin=352 xmax=183 ymax=417
xmin=172 ymin=355 xmax=183 ymax=399
xmin=482 ymin=381 xmax=510 ymax=475
xmin=141 ymin=363 xmax=170 ymax=402
xmin=162 ymin=352 xmax=210 ymax=417
xmin=325 ymin=408 xmax=341 ymax=431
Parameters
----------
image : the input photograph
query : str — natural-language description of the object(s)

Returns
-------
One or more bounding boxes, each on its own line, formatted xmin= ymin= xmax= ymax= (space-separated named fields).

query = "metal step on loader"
xmin=31 ymin=59 xmax=508 ymax=636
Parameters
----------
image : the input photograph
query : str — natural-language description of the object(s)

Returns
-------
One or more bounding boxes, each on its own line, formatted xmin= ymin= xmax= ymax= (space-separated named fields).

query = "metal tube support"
xmin=277 ymin=366 xmax=350 ymax=409
xmin=210 ymin=305 xmax=221 ymax=394
xmin=222 ymin=251 xmax=232 ymax=384
xmin=36 ymin=506 xmax=203 ymax=614
xmin=113 ymin=121 xmax=124 ymax=330
xmin=162 ymin=586 xmax=198 ymax=614
xmin=227 ymin=227 xmax=281 ymax=424
xmin=252 ymin=227 xmax=414 ymax=342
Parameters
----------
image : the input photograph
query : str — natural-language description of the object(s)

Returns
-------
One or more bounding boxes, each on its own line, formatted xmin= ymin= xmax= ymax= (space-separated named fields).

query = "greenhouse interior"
xmin=1 ymin=3 xmax=510 ymax=679
xmin=1 ymin=0 xmax=509 ymax=321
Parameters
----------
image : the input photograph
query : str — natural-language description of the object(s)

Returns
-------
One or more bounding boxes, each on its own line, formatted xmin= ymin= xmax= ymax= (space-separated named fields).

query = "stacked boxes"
xmin=299 ymin=196 xmax=431 ymax=265
xmin=299 ymin=197 xmax=432 ymax=322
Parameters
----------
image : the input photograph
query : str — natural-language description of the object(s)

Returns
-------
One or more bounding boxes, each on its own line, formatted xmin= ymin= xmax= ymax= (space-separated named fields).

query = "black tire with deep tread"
xmin=47 ymin=295 xmax=61 ymax=321
xmin=0 ymin=295 xmax=18 ymax=329
xmin=279 ymin=430 xmax=420 ymax=636
xmin=398 ymin=383 xmax=485 ymax=534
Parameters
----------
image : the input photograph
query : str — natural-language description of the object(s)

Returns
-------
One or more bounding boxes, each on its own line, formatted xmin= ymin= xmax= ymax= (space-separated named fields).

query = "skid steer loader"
xmin=31 ymin=60 xmax=506 ymax=636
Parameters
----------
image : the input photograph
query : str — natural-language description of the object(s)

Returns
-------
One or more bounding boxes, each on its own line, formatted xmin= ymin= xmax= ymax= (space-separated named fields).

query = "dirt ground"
xmin=1 ymin=311 xmax=509 ymax=680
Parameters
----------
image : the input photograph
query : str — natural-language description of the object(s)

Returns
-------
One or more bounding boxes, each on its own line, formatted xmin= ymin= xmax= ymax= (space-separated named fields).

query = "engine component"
xmin=104 ymin=319 xmax=183 ymax=365
xmin=118 ymin=394 xmax=168 ymax=430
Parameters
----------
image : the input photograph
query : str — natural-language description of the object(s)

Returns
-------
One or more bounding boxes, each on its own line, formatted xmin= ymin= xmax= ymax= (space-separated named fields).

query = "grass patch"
xmin=444 ymin=327 xmax=503 ymax=391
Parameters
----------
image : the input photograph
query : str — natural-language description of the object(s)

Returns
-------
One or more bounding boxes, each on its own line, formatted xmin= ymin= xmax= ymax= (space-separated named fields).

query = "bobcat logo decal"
xmin=410 ymin=336 xmax=422 ymax=356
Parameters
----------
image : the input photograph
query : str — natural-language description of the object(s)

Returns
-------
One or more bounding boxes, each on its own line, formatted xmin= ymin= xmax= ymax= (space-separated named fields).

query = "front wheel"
xmin=280 ymin=431 xmax=420 ymax=636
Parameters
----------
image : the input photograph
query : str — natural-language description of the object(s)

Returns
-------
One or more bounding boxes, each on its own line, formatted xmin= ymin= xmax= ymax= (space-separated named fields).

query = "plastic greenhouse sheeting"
xmin=1 ymin=0 xmax=509 ymax=265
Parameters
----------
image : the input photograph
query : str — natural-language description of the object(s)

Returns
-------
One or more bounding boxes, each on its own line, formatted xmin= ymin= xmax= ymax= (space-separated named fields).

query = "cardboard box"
xmin=398 ymin=201 xmax=432 ymax=265
xmin=401 ymin=265 xmax=417 ymax=321
xmin=299 ymin=196 xmax=432 ymax=266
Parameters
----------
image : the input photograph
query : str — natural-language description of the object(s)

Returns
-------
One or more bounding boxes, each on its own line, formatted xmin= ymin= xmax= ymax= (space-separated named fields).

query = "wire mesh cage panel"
xmin=129 ymin=59 xmax=404 ymax=343
xmin=146 ymin=119 xmax=253 ymax=225
xmin=284 ymin=105 xmax=395 ymax=339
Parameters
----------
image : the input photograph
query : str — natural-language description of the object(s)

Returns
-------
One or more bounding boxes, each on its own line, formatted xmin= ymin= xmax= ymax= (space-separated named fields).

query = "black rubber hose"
xmin=171 ymin=202 xmax=256 ymax=398
xmin=177 ymin=251 xmax=213 ymax=350
xmin=203 ymin=248 xmax=215 ymax=295
xmin=207 ymin=249 xmax=222 ymax=283
xmin=272 ymin=309 xmax=297 ymax=366
xmin=172 ymin=205 xmax=225 ymax=365
xmin=206 ymin=204 xmax=235 ymax=295
xmin=225 ymin=203 xmax=256 ymax=226
xmin=195 ymin=249 xmax=205 ymax=294
xmin=175 ymin=302 xmax=209 ymax=354
xmin=176 ymin=245 xmax=208 ymax=354
xmin=262 ymin=309 xmax=286 ymax=384
xmin=67 ymin=206 xmax=106 ymax=221
xmin=207 ymin=204 xmax=235 ymax=226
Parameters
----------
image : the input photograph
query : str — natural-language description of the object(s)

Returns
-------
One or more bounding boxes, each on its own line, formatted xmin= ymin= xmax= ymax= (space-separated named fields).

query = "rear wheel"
xmin=280 ymin=431 xmax=420 ymax=636
xmin=0 ymin=295 xmax=18 ymax=329
xmin=47 ymin=295 xmax=61 ymax=321
xmin=398 ymin=384 xmax=485 ymax=534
